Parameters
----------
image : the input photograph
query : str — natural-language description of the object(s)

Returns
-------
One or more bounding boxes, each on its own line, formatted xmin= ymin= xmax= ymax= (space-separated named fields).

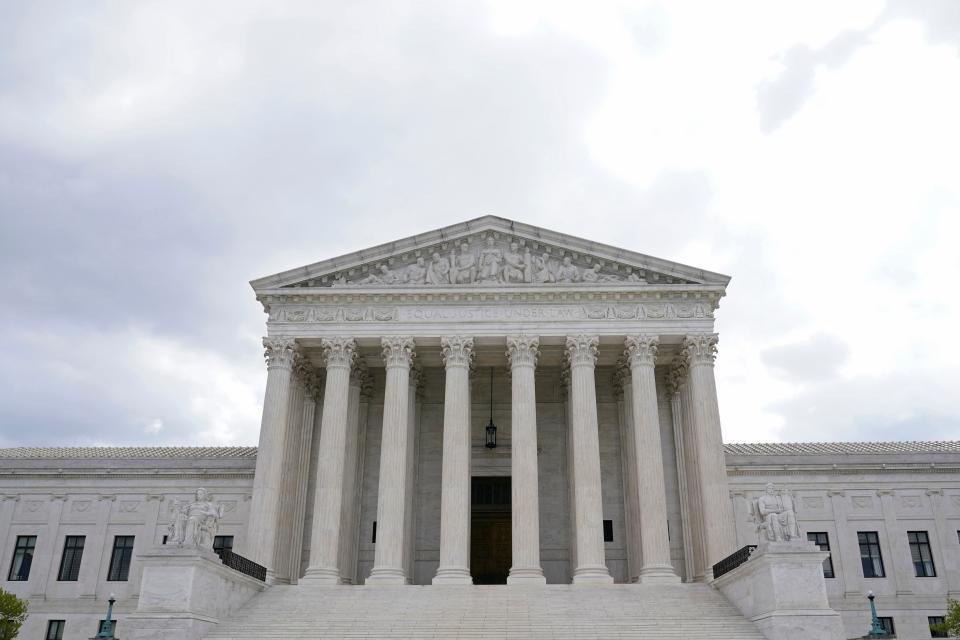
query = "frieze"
xmin=268 ymin=302 xmax=714 ymax=324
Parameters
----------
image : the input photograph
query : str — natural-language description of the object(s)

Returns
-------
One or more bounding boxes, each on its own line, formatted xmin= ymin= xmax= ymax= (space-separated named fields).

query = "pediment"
xmin=250 ymin=216 xmax=729 ymax=291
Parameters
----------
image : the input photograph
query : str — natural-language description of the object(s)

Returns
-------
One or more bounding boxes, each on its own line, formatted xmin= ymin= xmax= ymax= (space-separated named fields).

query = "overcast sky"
xmin=1 ymin=1 xmax=958 ymax=448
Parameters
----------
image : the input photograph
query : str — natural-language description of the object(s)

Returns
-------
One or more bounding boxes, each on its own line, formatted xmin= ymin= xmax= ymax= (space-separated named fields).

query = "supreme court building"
xmin=3 ymin=217 xmax=959 ymax=640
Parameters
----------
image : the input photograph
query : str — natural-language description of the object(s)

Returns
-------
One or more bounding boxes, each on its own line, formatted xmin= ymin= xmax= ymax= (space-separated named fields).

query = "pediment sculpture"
xmin=167 ymin=488 xmax=224 ymax=549
xmin=327 ymin=236 xmax=652 ymax=288
xmin=750 ymin=483 xmax=802 ymax=543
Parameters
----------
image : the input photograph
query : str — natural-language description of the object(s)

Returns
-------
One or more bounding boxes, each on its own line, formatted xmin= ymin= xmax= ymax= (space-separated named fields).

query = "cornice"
xmin=249 ymin=216 xmax=731 ymax=290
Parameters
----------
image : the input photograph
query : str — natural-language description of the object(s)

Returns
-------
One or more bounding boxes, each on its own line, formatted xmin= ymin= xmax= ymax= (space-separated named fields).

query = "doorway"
xmin=471 ymin=476 xmax=511 ymax=585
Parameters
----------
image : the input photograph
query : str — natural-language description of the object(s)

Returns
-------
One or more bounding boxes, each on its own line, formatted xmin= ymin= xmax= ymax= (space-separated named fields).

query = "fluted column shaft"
xmin=625 ymin=335 xmax=679 ymax=583
xmin=336 ymin=364 xmax=368 ymax=584
xmin=288 ymin=378 xmax=318 ymax=583
xmin=682 ymin=333 xmax=735 ymax=576
xmin=246 ymin=337 xmax=298 ymax=577
xmin=368 ymin=336 xmax=416 ymax=584
xmin=616 ymin=363 xmax=642 ymax=583
xmin=302 ymin=338 xmax=356 ymax=584
xmin=434 ymin=337 xmax=475 ymax=584
xmin=567 ymin=335 xmax=613 ymax=584
xmin=506 ymin=335 xmax=546 ymax=584
xmin=275 ymin=363 xmax=306 ymax=582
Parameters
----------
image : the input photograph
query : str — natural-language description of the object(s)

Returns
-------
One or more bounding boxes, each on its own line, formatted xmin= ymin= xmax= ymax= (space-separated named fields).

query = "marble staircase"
xmin=204 ymin=583 xmax=765 ymax=639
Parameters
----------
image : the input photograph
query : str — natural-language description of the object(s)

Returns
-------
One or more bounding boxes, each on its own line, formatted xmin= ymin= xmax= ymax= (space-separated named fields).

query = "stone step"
xmin=204 ymin=584 xmax=765 ymax=639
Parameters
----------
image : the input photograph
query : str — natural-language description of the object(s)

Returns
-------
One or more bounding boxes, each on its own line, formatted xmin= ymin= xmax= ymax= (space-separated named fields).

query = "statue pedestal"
xmin=712 ymin=540 xmax=845 ymax=640
xmin=124 ymin=545 xmax=266 ymax=640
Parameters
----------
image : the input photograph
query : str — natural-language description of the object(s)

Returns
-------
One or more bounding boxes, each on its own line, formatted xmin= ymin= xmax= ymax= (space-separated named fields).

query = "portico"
xmin=244 ymin=216 xmax=737 ymax=586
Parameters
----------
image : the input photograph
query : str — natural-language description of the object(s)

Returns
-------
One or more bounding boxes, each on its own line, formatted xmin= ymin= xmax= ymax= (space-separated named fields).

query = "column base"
xmin=637 ymin=565 xmax=680 ymax=584
xmin=507 ymin=567 xmax=546 ymax=584
xmin=573 ymin=565 xmax=614 ymax=584
xmin=366 ymin=567 xmax=407 ymax=585
xmin=299 ymin=567 xmax=342 ymax=585
xmin=433 ymin=567 xmax=473 ymax=585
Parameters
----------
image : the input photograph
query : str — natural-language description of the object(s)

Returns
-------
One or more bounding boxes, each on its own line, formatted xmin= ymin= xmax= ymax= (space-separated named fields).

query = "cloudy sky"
xmin=1 ymin=1 xmax=958 ymax=448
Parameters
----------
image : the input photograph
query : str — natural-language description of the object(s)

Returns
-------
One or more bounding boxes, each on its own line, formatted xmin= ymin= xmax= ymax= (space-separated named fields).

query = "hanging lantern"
xmin=485 ymin=367 xmax=497 ymax=449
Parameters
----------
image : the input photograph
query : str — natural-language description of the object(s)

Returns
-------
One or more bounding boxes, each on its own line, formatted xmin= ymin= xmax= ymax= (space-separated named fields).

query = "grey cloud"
xmin=765 ymin=370 xmax=960 ymax=442
xmin=760 ymin=334 xmax=850 ymax=382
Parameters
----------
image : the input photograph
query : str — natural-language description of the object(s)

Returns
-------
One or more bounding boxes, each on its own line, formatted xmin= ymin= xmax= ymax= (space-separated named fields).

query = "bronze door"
xmin=471 ymin=477 xmax=511 ymax=585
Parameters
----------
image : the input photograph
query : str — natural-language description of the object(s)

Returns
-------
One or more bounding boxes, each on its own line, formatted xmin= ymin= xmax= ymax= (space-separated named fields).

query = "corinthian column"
xmin=506 ymin=335 xmax=546 ymax=584
xmin=367 ymin=336 xmax=416 ymax=585
xmin=337 ymin=362 xmax=368 ymax=584
xmin=246 ymin=336 xmax=298 ymax=578
xmin=625 ymin=335 xmax=679 ymax=583
xmin=302 ymin=337 xmax=356 ymax=584
xmin=682 ymin=333 xmax=735 ymax=576
xmin=566 ymin=335 xmax=613 ymax=584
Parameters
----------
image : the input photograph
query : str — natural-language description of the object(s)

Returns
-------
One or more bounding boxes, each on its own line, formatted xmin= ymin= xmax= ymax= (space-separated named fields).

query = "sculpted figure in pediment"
xmin=582 ymin=264 xmax=600 ymax=283
xmin=477 ymin=237 xmax=503 ymax=283
xmin=426 ymin=251 xmax=451 ymax=285
xmin=451 ymin=243 xmax=477 ymax=284
xmin=530 ymin=252 xmax=554 ymax=283
xmin=501 ymin=241 xmax=527 ymax=283
xmin=555 ymin=256 xmax=580 ymax=283
xmin=406 ymin=257 xmax=428 ymax=285
xmin=358 ymin=264 xmax=401 ymax=285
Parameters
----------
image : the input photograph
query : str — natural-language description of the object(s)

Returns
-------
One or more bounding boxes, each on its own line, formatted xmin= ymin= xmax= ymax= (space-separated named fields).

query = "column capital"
xmin=612 ymin=356 xmax=630 ymax=399
xmin=263 ymin=337 xmax=299 ymax=370
xmin=293 ymin=354 xmax=314 ymax=381
xmin=565 ymin=335 xmax=599 ymax=368
xmin=624 ymin=334 xmax=659 ymax=369
xmin=305 ymin=370 xmax=325 ymax=401
xmin=381 ymin=336 xmax=416 ymax=369
xmin=681 ymin=333 xmax=718 ymax=366
xmin=350 ymin=360 xmax=370 ymax=390
xmin=666 ymin=357 xmax=689 ymax=398
xmin=321 ymin=337 xmax=357 ymax=370
xmin=506 ymin=335 xmax=539 ymax=369
xmin=440 ymin=336 xmax=475 ymax=369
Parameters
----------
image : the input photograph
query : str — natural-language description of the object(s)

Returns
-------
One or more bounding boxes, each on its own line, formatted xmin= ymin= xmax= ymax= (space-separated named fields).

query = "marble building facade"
xmin=1 ymin=217 xmax=958 ymax=639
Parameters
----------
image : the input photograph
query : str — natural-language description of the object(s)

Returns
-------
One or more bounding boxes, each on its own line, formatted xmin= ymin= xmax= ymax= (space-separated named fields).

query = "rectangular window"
xmin=806 ymin=532 xmax=835 ymax=578
xmin=930 ymin=616 xmax=947 ymax=638
xmin=858 ymin=531 xmax=885 ymax=578
xmin=107 ymin=535 xmax=135 ymax=581
xmin=7 ymin=535 xmax=36 ymax=581
xmin=372 ymin=521 xmax=377 ymax=544
xmin=213 ymin=535 xmax=234 ymax=559
xmin=46 ymin=620 xmax=65 ymax=640
xmin=908 ymin=531 xmax=936 ymax=577
xmin=57 ymin=535 xmax=85 ymax=581
xmin=603 ymin=520 xmax=614 ymax=542
xmin=878 ymin=617 xmax=894 ymax=636
xmin=162 ymin=535 xmax=168 ymax=545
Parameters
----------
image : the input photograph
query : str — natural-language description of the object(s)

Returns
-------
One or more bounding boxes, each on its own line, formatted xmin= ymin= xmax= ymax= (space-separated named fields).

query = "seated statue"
xmin=168 ymin=488 xmax=224 ymax=548
xmin=751 ymin=482 xmax=801 ymax=542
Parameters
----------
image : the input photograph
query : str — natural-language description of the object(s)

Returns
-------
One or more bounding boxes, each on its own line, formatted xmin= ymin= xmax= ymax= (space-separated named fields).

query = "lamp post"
xmin=92 ymin=593 xmax=117 ymax=639
xmin=867 ymin=591 xmax=887 ymax=637
xmin=485 ymin=367 xmax=497 ymax=449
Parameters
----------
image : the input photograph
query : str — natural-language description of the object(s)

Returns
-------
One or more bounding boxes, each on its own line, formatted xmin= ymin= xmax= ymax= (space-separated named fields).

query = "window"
xmin=908 ymin=531 xmax=936 ymax=577
xmin=107 ymin=535 xmax=135 ymax=581
xmin=806 ymin=532 xmax=835 ymax=578
xmin=858 ymin=531 xmax=885 ymax=578
xmin=162 ymin=535 xmax=168 ymax=545
xmin=46 ymin=620 xmax=65 ymax=640
xmin=603 ymin=520 xmax=614 ymax=542
xmin=7 ymin=535 xmax=36 ymax=581
xmin=372 ymin=521 xmax=377 ymax=544
xmin=930 ymin=616 xmax=947 ymax=638
xmin=213 ymin=535 xmax=234 ymax=559
xmin=57 ymin=535 xmax=85 ymax=581
xmin=877 ymin=617 xmax=895 ymax=636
